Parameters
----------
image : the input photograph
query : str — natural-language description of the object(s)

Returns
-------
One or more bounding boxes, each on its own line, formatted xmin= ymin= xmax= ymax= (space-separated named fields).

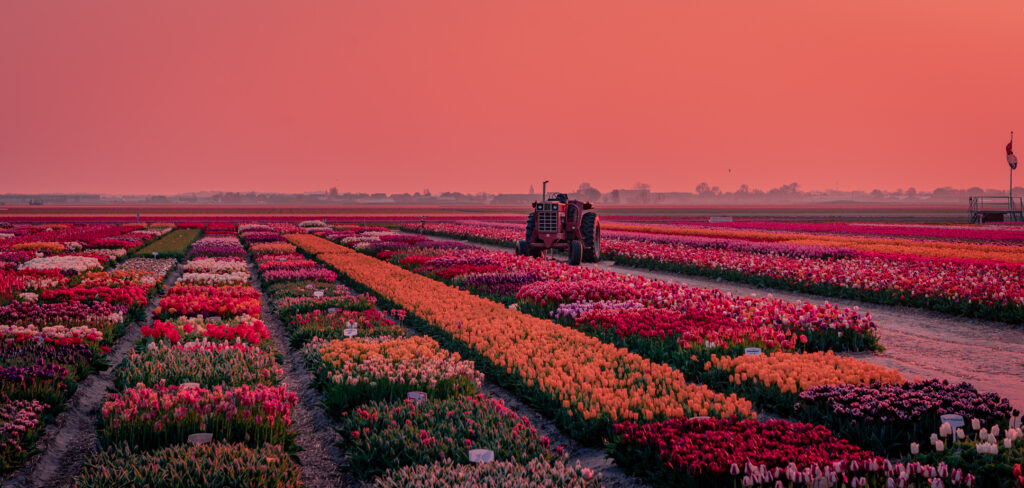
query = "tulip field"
xmin=2 ymin=219 xmax=1023 ymax=488
xmin=408 ymin=221 xmax=1024 ymax=324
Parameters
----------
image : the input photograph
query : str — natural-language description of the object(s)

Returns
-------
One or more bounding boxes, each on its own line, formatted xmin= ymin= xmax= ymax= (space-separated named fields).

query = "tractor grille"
xmin=537 ymin=208 xmax=559 ymax=233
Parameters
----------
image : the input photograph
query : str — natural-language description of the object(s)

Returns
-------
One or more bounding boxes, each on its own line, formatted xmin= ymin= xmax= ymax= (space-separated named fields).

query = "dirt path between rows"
xmin=415 ymin=233 xmax=1024 ymax=411
xmin=2 ymin=266 xmax=182 ymax=488
xmin=477 ymin=379 xmax=647 ymax=488
xmin=395 ymin=318 xmax=648 ymax=488
xmin=247 ymin=262 xmax=352 ymax=488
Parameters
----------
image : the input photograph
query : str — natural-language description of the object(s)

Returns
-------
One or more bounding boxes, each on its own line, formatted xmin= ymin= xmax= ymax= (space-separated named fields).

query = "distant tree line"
xmin=3 ymin=183 xmax=1020 ymax=206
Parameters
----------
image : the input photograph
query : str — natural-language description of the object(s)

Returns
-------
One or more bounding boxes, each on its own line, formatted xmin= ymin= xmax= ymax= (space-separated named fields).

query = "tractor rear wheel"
xmin=581 ymin=212 xmax=600 ymax=262
xmin=525 ymin=213 xmax=536 ymax=241
xmin=568 ymin=240 xmax=583 ymax=266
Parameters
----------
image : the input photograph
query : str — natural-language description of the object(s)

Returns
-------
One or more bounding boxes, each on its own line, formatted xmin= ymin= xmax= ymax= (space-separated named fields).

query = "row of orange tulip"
xmin=286 ymin=234 xmax=753 ymax=441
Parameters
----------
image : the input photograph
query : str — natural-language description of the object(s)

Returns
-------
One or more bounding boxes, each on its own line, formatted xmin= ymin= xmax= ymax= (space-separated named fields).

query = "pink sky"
xmin=2 ymin=1 xmax=1022 ymax=195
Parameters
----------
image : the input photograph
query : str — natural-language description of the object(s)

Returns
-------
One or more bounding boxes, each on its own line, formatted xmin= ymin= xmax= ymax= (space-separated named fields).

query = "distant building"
xmin=355 ymin=197 xmax=395 ymax=204
xmin=490 ymin=194 xmax=535 ymax=205
xmin=613 ymin=189 xmax=652 ymax=204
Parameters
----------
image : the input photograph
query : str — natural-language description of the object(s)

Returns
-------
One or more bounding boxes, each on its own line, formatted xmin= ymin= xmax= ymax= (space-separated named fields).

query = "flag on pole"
xmin=1010 ymin=133 xmax=1018 ymax=170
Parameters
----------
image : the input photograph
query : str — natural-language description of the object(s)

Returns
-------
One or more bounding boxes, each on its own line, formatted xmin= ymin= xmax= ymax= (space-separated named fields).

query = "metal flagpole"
xmin=1010 ymin=131 xmax=1018 ymax=219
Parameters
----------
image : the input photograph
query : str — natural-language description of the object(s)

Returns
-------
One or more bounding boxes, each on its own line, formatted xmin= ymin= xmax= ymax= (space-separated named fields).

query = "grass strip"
xmin=132 ymin=228 xmax=202 ymax=260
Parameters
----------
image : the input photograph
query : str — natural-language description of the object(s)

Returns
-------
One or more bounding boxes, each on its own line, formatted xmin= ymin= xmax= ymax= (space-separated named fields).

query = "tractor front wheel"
xmin=568 ymin=240 xmax=583 ymax=266
xmin=516 ymin=240 xmax=530 ymax=256
xmin=525 ymin=213 xmax=536 ymax=241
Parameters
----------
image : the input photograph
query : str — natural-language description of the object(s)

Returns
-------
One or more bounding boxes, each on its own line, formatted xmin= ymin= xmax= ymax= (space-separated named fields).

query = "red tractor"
xmin=515 ymin=183 xmax=600 ymax=266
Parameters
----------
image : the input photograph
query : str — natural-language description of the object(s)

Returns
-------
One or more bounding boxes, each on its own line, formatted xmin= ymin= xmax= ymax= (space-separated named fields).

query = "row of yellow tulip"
xmin=696 ymin=350 xmax=906 ymax=415
xmin=285 ymin=234 xmax=753 ymax=441
xmin=706 ymin=351 xmax=904 ymax=394
xmin=311 ymin=335 xmax=448 ymax=367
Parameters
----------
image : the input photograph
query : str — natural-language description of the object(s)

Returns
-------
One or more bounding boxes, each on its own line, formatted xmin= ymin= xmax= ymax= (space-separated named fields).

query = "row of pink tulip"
xmin=1 ymin=225 xmax=175 ymax=474
xmin=81 ymin=230 xmax=305 ymax=485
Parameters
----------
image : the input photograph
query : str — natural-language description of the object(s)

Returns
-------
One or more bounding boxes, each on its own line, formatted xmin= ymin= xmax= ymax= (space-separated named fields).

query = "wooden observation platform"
xmin=969 ymin=196 xmax=1024 ymax=223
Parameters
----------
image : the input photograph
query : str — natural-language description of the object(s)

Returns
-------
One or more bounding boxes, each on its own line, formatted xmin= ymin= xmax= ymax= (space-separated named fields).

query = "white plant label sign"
xmin=744 ymin=347 xmax=762 ymax=356
xmin=941 ymin=414 xmax=965 ymax=429
xmin=188 ymin=433 xmax=213 ymax=445
xmin=468 ymin=449 xmax=494 ymax=463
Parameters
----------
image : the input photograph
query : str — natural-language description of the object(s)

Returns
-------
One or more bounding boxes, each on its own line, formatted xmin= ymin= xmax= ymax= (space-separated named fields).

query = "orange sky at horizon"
xmin=2 ymin=1 xmax=1023 ymax=195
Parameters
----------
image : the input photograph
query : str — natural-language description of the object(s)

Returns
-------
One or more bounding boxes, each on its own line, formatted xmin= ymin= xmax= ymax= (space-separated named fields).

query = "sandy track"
xmin=416 ymin=233 xmax=1024 ymax=411
xmin=476 ymin=382 xmax=647 ymax=488
xmin=2 ymin=267 xmax=182 ymax=488
xmin=247 ymin=262 xmax=353 ymax=488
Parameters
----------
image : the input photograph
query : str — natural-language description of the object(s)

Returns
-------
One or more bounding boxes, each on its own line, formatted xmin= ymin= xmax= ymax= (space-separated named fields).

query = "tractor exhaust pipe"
xmin=542 ymin=180 xmax=549 ymax=202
